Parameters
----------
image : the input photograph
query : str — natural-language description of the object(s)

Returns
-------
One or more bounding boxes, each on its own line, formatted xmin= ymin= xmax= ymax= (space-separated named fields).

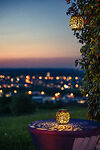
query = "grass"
xmin=0 ymin=105 xmax=88 ymax=150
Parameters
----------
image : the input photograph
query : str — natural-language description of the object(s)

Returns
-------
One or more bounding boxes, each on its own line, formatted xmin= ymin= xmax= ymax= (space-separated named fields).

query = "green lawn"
xmin=0 ymin=105 xmax=88 ymax=150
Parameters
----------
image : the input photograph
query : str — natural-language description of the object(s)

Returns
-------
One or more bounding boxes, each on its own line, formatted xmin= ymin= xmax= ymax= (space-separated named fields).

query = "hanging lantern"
xmin=56 ymin=109 xmax=70 ymax=125
xmin=69 ymin=15 xmax=84 ymax=30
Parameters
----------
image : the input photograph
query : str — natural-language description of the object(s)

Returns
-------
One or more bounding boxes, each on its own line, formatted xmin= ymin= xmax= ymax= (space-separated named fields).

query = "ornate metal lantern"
xmin=56 ymin=109 xmax=70 ymax=125
xmin=69 ymin=15 xmax=84 ymax=30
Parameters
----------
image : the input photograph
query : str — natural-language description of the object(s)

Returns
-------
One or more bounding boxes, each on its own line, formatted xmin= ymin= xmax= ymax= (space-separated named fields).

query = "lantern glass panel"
xmin=56 ymin=109 xmax=70 ymax=125
xmin=69 ymin=16 xmax=84 ymax=30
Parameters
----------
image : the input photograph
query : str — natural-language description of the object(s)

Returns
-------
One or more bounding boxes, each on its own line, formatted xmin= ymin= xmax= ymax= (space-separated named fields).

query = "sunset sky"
xmin=0 ymin=0 xmax=81 ymax=68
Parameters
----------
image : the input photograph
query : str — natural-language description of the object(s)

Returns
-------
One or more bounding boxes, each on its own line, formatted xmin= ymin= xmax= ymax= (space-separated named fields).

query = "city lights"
xmin=77 ymin=100 xmax=85 ymax=104
xmin=55 ymin=92 xmax=60 ymax=98
xmin=45 ymin=76 xmax=48 ymax=80
xmin=46 ymin=72 xmax=50 ymax=78
xmin=28 ymin=91 xmax=32 ymax=95
xmin=52 ymin=97 xmax=55 ymax=101
xmin=60 ymin=81 xmax=63 ymax=84
xmin=16 ymin=77 xmax=20 ymax=81
xmin=11 ymin=78 xmax=14 ymax=82
xmin=61 ymin=87 xmax=64 ymax=90
xmin=24 ymin=84 xmax=28 ymax=87
xmin=32 ymin=76 xmax=35 ymax=79
xmin=70 ymin=93 xmax=74 ymax=97
xmin=16 ymin=85 xmax=19 ymax=88
xmin=56 ymin=76 xmax=60 ymax=80
xmin=8 ymin=85 xmax=11 ymax=88
xmin=7 ymin=76 xmax=10 ymax=79
xmin=41 ymin=91 xmax=45 ymax=95
xmin=75 ymin=84 xmax=79 ymax=88
xmin=3 ymin=84 xmax=7 ymax=88
xmin=11 ymin=84 xmax=14 ymax=87
xmin=26 ymin=75 xmax=30 ymax=80
xmin=25 ymin=79 xmax=30 ymax=84
xmin=5 ymin=93 xmax=11 ymax=97
xmin=75 ymin=76 xmax=78 ymax=80
xmin=39 ymin=76 xmax=42 ymax=80
xmin=86 ymin=94 xmax=88 ymax=97
xmin=0 ymin=89 xmax=3 ymax=93
xmin=69 ymin=76 xmax=72 ymax=80
xmin=64 ymin=84 xmax=69 ymax=89
xmin=0 ymin=75 xmax=4 ymax=78
xmin=14 ymin=90 xmax=17 ymax=94
xmin=67 ymin=93 xmax=74 ymax=98
xmin=50 ymin=77 xmax=54 ymax=80
xmin=63 ymin=76 xmax=66 ymax=80
xmin=0 ymin=71 xmax=84 ymax=103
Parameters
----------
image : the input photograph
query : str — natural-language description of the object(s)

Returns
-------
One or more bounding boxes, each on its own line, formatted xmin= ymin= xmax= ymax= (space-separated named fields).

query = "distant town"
xmin=0 ymin=70 xmax=88 ymax=104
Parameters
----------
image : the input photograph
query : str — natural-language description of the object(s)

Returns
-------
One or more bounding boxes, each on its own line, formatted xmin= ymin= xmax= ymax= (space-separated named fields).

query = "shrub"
xmin=10 ymin=93 xmax=35 ymax=115
xmin=0 ymin=97 xmax=12 ymax=114
xmin=42 ymin=101 xmax=56 ymax=109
